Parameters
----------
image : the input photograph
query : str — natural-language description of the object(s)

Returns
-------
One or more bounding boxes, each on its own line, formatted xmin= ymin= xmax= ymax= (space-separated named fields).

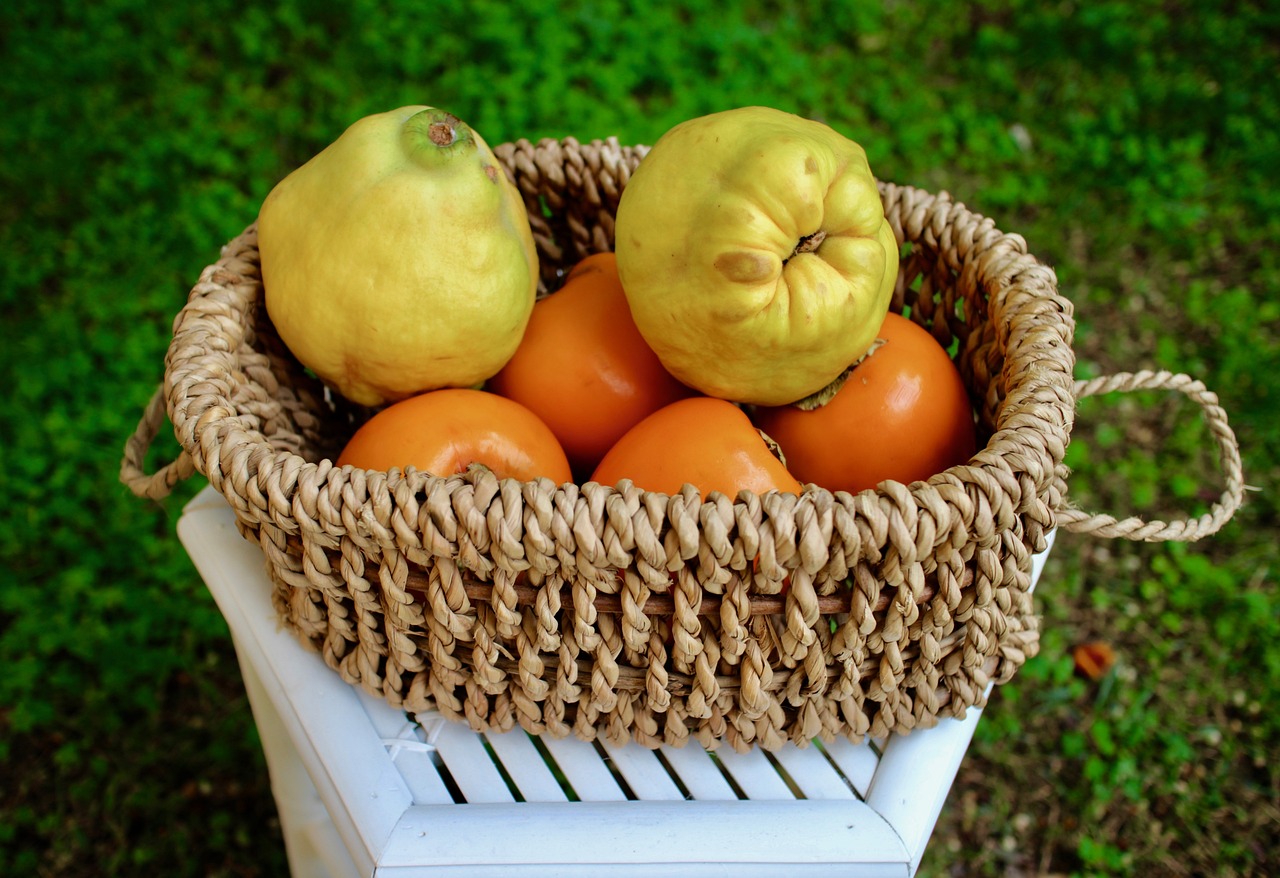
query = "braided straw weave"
xmin=125 ymin=136 xmax=1083 ymax=752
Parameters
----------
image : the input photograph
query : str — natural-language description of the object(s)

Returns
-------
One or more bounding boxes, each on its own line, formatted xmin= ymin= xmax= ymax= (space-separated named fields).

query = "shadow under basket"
xmin=126 ymin=136 xmax=1082 ymax=753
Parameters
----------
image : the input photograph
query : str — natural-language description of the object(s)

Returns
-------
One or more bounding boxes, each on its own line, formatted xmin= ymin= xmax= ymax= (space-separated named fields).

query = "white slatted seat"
xmin=178 ymin=485 xmax=1054 ymax=877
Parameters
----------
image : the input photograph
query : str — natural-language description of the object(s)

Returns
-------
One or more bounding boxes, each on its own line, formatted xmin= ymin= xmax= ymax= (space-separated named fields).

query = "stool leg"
xmin=235 ymin=641 xmax=362 ymax=878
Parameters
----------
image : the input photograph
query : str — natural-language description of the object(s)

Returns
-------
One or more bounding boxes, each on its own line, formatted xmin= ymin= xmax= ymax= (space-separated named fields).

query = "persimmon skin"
xmin=335 ymin=388 xmax=573 ymax=483
xmin=590 ymin=396 xmax=803 ymax=498
xmin=753 ymin=311 xmax=977 ymax=494
xmin=488 ymin=252 xmax=693 ymax=478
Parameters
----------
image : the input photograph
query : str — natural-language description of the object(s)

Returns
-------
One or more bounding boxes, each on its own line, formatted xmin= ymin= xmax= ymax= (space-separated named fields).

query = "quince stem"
xmin=789 ymin=229 xmax=828 ymax=260
xmin=402 ymin=108 xmax=476 ymax=165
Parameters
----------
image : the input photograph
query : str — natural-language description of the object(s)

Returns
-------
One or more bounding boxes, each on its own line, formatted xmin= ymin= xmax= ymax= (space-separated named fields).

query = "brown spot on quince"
xmin=714 ymin=250 xmax=773 ymax=284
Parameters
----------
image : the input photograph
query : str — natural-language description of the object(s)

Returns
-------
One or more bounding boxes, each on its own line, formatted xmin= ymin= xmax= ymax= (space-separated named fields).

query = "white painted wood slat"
xmin=820 ymin=737 xmax=882 ymax=799
xmin=710 ymin=745 xmax=799 ymax=800
xmin=658 ymin=744 xmax=740 ymax=801
xmin=431 ymin=722 xmax=515 ymax=804
xmin=538 ymin=735 xmax=628 ymax=801
xmin=771 ymin=741 xmax=860 ymax=800
xmin=483 ymin=729 xmax=569 ymax=803
xmin=379 ymin=800 xmax=910 ymax=877
xmin=598 ymin=739 xmax=687 ymax=800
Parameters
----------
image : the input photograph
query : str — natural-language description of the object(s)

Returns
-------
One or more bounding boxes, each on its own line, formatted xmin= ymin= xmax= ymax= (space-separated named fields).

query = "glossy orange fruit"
xmin=336 ymin=388 xmax=573 ymax=483
xmin=487 ymin=251 xmax=693 ymax=477
xmin=590 ymin=396 xmax=803 ymax=497
xmin=753 ymin=311 xmax=977 ymax=494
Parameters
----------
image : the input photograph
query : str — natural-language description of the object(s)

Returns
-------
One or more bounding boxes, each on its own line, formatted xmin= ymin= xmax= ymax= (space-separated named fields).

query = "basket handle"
xmin=1058 ymin=370 xmax=1245 ymax=542
xmin=120 ymin=384 xmax=197 ymax=501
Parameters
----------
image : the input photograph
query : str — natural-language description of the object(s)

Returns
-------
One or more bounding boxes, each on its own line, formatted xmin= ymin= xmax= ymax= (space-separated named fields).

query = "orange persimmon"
xmin=336 ymin=388 xmax=573 ymax=483
xmin=488 ymin=252 xmax=693 ymax=477
xmin=590 ymin=396 xmax=803 ymax=498
xmin=753 ymin=311 xmax=977 ymax=494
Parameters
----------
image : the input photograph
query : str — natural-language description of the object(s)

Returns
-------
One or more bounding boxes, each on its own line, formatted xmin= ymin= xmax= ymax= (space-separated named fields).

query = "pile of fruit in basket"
xmin=256 ymin=104 xmax=977 ymax=496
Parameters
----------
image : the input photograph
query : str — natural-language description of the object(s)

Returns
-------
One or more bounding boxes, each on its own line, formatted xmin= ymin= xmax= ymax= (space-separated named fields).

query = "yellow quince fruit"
xmin=257 ymin=106 xmax=538 ymax=407
xmin=615 ymin=106 xmax=898 ymax=406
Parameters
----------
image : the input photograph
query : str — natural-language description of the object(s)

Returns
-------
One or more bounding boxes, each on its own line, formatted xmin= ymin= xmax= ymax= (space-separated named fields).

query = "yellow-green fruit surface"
xmin=258 ymin=106 xmax=538 ymax=407
xmin=615 ymin=106 xmax=898 ymax=406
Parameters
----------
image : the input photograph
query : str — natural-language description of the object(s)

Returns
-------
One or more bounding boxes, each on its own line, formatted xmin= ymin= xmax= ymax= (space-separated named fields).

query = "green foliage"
xmin=1 ymin=0 xmax=1276 ymax=875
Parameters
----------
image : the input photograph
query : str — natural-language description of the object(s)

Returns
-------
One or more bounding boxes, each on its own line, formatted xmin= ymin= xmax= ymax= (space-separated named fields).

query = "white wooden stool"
xmin=178 ymin=485 xmax=1053 ymax=877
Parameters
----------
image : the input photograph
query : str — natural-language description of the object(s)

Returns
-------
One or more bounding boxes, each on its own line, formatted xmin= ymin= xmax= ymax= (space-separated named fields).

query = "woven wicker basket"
xmin=123 ymin=136 xmax=1242 ymax=752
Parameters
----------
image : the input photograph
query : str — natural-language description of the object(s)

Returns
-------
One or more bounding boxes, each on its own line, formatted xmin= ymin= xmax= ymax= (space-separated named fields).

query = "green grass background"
xmin=2 ymin=1 xmax=1277 ymax=875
